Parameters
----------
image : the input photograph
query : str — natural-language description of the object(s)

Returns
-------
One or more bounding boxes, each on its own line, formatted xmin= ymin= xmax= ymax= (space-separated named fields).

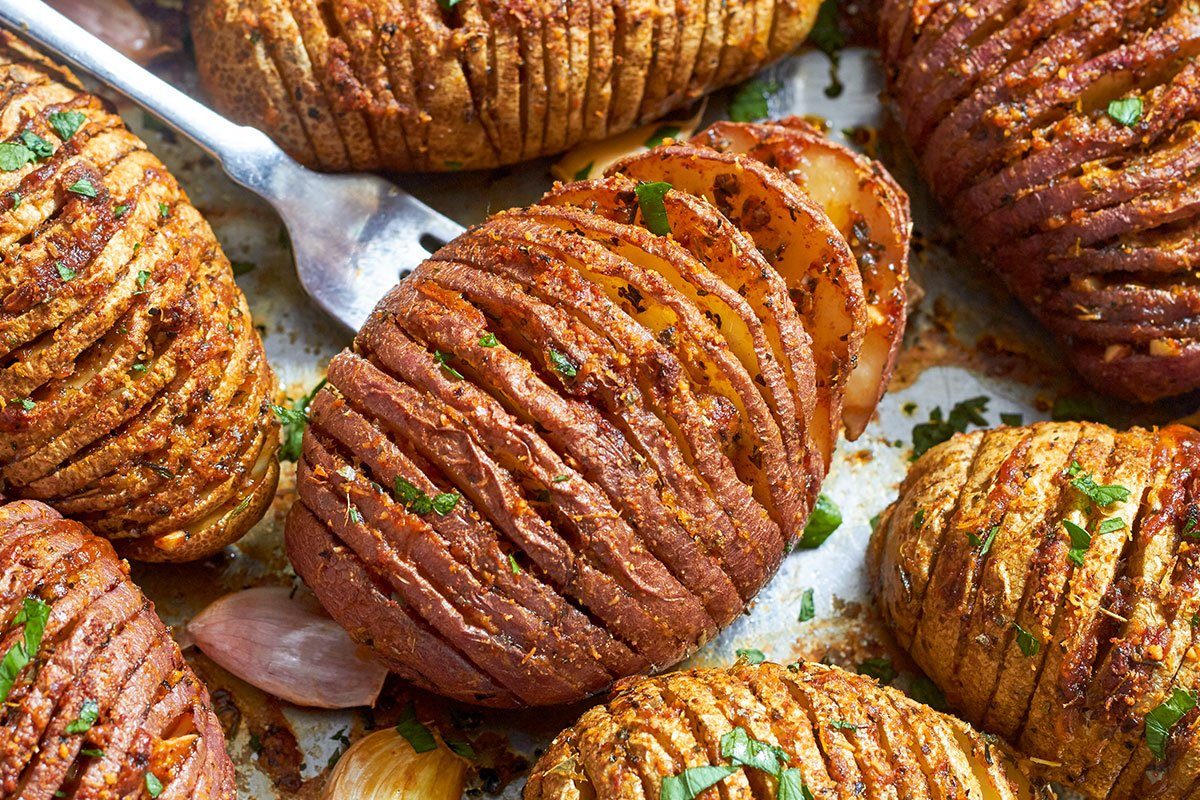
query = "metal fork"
xmin=0 ymin=0 xmax=465 ymax=331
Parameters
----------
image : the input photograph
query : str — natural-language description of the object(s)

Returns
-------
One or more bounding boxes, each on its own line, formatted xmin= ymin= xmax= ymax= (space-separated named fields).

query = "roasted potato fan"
xmin=525 ymin=661 xmax=1036 ymax=800
xmin=870 ymin=421 xmax=1200 ymax=799
xmin=880 ymin=0 xmax=1200 ymax=402
xmin=0 ymin=500 xmax=235 ymax=799
xmin=0 ymin=34 xmax=279 ymax=561
xmin=188 ymin=0 xmax=823 ymax=171
xmin=285 ymin=120 xmax=910 ymax=707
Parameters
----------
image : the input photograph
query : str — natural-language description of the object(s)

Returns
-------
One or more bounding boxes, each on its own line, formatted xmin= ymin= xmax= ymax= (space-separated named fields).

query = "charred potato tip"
xmin=0 ymin=500 xmax=236 ymax=799
xmin=525 ymin=661 xmax=1036 ymax=800
xmin=880 ymin=0 xmax=1200 ymax=402
xmin=871 ymin=420 xmax=1200 ymax=799
xmin=0 ymin=33 xmax=279 ymax=561
xmin=283 ymin=120 xmax=909 ymax=707
xmin=187 ymin=0 xmax=824 ymax=172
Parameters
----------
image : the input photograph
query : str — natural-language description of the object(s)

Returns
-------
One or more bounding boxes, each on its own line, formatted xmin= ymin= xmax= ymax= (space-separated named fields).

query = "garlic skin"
xmin=323 ymin=729 xmax=467 ymax=800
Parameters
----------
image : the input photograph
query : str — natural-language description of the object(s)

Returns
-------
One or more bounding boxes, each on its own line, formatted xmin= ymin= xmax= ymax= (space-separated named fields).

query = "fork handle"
xmin=0 ymin=0 xmax=285 ymax=189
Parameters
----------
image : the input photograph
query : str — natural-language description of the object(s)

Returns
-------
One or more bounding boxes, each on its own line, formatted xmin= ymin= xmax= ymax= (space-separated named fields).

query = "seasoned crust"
xmin=0 ymin=500 xmax=235 ymax=800
xmin=189 ymin=0 xmax=824 ymax=171
xmin=880 ymin=0 xmax=1200 ymax=402
xmin=285 ymin=121 xmax=907 ymax=707
xmin=524 ymin=661 xmax=1035 ymax=800
xmin=0 ymin=34 xmax=278 ymax=561
xmin=870 ymin=421 xmax=1200 ymax=799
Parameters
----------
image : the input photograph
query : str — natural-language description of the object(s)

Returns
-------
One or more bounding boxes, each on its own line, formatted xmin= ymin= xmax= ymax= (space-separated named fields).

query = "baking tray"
xmin=75 ymin=5 xmax=1198 ymax=797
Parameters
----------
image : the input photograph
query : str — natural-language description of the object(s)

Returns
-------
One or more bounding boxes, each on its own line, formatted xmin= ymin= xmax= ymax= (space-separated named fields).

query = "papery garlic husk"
xmin=48 ymin=0 xmax=167 ymax=63
xmin=188 ymin=586 xmax=388 ymax=708
xmin=323 ymin=728 xmax=467 ymax=800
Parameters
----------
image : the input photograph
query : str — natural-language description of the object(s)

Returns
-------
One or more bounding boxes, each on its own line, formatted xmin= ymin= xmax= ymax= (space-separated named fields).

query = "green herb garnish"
xmin=795 ymin=494 xmax=842 ymax=549
xmin=49 ymin=110 xmax=86 ymax=141
xmin=635 ymin=181 xmax=673 ymax=236
xmin=729 ymin=80 xmax=780 ymax=122
xmin=735 ymin=648 xmax=766 ymax=665
xmin=797 ymin=588 xmax=814 ymax=622
xmin=269 ymin=378 xmax=326 ymax=462
xmin=66 ymin=699 xmax=100 ymax=734
xmin=548 ymin=348 xmax=578 ymax=378
xmin=67 ymin=178 xmax=96 ymax=198
xmin=1014 ymin=622 xmax=1040 ymax=657
xmin=395 ymin=703 xmax=438 ymax=753
xmin=1107 ymin=97 xmax=1143 ymax=127
xmin=1146 ymin=687 xmax=1197 ymax=759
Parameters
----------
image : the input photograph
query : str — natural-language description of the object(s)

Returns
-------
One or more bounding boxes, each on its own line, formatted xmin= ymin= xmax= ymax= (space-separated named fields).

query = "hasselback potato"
xmin=525 ymin=661 xmax=1036 ymax=800
xmin=285 ymin=119 xmax=910 ymax=706
xmin=879 ymin=0 xmax=1200 ymax=402
xmin=188 ymin=0 xmax=823 ymax=171
xmin=0 ymin=33 xmax=279 ymax=561
xmin=0 ymin=500 xmax=235 ymax=799
xmin=870 ymin=421 xmax=1200 ymax=799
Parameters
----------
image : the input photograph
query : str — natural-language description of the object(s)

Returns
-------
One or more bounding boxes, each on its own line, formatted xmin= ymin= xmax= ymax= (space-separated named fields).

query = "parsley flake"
xmin=67 ymin=178 xmax=97 ymax=198
xmin=729 ymin=80 xmax=779 ymax=122
xmin=49 ymin=110 xmax=86 ymax=141
xmin=798 ymin=588 xmax=815 ymax=622
xmin=1107 ymin=97 xmax=1144 ymax=127
xmin=720 ymin=726 xmax=788 ymax=776
xmin=1067 ymin=462 xmax=1130 ymax=507
xmin=434 ymin=350 xmax=463 ymax=380
xmin=1064 ymin=519 xmax=1091 ymax=567
xmin=660 ymin=765 xmax=740 ymax=800
xmin=1146 ymin=687 xmax=1197 ymax=759
xmin=0 ymin=597 xmax=50 ymax=703
xmin=66 ymin=699 xmax=99 ymax=734
xmin=796 ymin=494 xmax=842 ymax=549
xmin=735 ymin=648 xmax=766 ymax=665
xmin=644 ymin=125 xmax=681 ymax=148
xmin=548 ymin=348 xmax=578 ymax=378
xmin=55 ymin=261 xmax=76 ymax=282
xmin=395 ymin=703 xmax=438 ymax=753
xmin=479 ymin=332 xmax=499 ymax=348
xmin=968 ymin=525 xmax=999 ymax=556
xmin=145 ymin=772 xmax=164 ymax=797
xmin=269 ymin=378 xmax=326 ymax=462
xmin=635 ymin=181 xmax=673 ymax=236
xmin=1014 ymin=622 xmax=1040 ymax=657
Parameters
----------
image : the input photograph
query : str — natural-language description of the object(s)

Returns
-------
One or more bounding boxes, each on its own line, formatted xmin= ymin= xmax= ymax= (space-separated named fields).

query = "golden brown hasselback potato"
xmin=879 ymin=0 xmax=1200 ymax=402
xmin=870 ymin=420 xmax=1200 ymax=800
xmin=0 ymin=33 xmax=279 ymax=561
xmin=525 ymin=661 xmax=1037 ymax=800
xmin=284 ymin=119 xmax=910 ymax=707
xmin=187 ymin=0 xmax=823 ymax=172
xmin=0 ymin=500 xmax=236 ymax=799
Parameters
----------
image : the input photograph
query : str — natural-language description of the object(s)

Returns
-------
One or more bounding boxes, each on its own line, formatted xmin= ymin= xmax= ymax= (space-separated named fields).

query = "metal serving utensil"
xmin=0 ymin=0 xmax=465 ymax=331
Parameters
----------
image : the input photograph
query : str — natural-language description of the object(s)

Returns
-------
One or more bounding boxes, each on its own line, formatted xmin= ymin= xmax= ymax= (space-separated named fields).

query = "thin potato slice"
xmin=695 ymin=119 xmax=910 ymax=437
xmin=541 ymin=175 xmax=824 ymax=500
xmin=611 ymin=144 xmax=865 ymax=464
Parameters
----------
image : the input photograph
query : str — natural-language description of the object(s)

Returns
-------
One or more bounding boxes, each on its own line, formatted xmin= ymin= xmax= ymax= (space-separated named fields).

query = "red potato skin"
xmin=0 ymin=500 xmax=235 ymax=800
xmin=880 ymin=0 xmax=1200 ymax=402
xmin=285 ymin=121 xmax=910 ymax=707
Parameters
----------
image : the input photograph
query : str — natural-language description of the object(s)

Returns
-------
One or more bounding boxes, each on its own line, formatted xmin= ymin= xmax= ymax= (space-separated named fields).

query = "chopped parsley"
xmin=729 ymin=79 xmax=780 ymax=123
xmin=1014 ymin=622 xmax=1040 ymax=657
xmin=12 ymin=397 xmax=34 ymax=411
xmin=906 ymin=676 xmax=948 ymax=711
xmin=392 ymin=477 xmax=460 ymax=517
xmin=644 ymin=125 xmax=681 ymax=148
xmin=269 ymin=378 xmax=326 ymax=462
xmin=1067 ymin=461 xmax=1130 ymax=507
xmin=795 ymin=494 xmax=842 ymax=549
xmin=1000 ymin=412 xmax=1024 ymax=427
xmin=1145 ymin=687 xmax=1197 ymax=759
xmin=797 ymin=588 xmax=815 ymax=622
xmin=434 ymin=350 xmax=463 ymax=380
xmin=19 ymin=131 xmax=53 ymax=159
xmin=911 ymin=396 xmax=990 ymax=459
xmin=395 ymin=703 xmax=438 ymax=753
xmin=857 ymin=657 xmax=897 ymax=684
xmin=735 ymin=648 xmax=766 ymax=665
xmin=829 ymin=720 xmax=863 ymax=730
xmin=635 ymin=181 xmax=673 ymax=236
xmin=660 ymin=765 xmax=741 ymax=800
xmin=447 ymin=739 xmax=475 ymax=759
xmin=1099 ymin=517 xmax=1127 ymax=535
xmin=144 ymin=772 xmax=164 ymax=797
xmin=720 ymin=726 xmax=788 ymax=776
xmin=968 ymin=525 xmax=999 ymax=556
xmin=548 ymin=348 xmax=578 ymax=378
xmin=778 ymin=769 xmax=815 ymax=800
xmin=1107 ymin=97 xmax=1143 ymax=127
xmin=508 ymin=554 xmax=520 ymax=574
xmin=1063 ymin=519 xmax=1091 ymax=567
xmin=55 ymin=261 xmax=76 ymax=282
xmin=913 ymin=508 xmax=926 ymax=529
xmin=136 ymin=269 xmax=151 ymax=288
xmin=0 ymin=597 xmax=51 ymax=703
xmin=479 ymin=332 xmax=499 ymax=348
xmin=9 ymin=192 xmax=18 ymax=208
xmin=158 ymin=202 xmax=170 ymax=218
xmin=67 ymin=178 xmax=97 ymax=198
xmin=80 ymin=748 xmax=104 ymax=758
xmin=49 ymin=110 xmax=87 ymax=141
xmin=66 ymin=699 xmax=100 ymax=734
xmin=113 ymin=203 xmax=129 ymax=218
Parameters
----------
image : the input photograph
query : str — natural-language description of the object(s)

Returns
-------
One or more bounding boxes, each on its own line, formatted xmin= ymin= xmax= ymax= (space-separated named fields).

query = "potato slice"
xmin=541 ymin=175 xmax=824 ymax=498
xmin=607 ymin=0 xmax=656 ymax=136
xmin=695 ymin=119 xmax=911 ymax=438
xmin=611 ymin=144 xmax=865 ymax=459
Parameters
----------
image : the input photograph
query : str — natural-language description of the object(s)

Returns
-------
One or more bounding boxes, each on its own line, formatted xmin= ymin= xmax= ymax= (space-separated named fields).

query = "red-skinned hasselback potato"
xmin=285 ymin=119 xmax=911 ymax=706
xmin=0 ymin=500 xmax=235 ymax=799
xmin=0 ymin=33 xmax=279 ymax=561
xmin=879 ymin=0 xmax=1200 ymax=402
